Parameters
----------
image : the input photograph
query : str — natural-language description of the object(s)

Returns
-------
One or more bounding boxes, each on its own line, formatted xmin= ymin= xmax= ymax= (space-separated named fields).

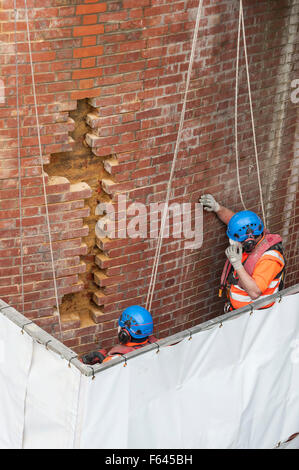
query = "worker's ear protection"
xmin=118 ymin=328 xmax=131 ymax=344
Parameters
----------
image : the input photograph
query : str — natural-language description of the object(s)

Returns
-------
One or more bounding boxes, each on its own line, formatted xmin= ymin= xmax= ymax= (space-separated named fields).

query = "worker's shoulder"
xmin=256 ymin=248 xmax=285 ymax=266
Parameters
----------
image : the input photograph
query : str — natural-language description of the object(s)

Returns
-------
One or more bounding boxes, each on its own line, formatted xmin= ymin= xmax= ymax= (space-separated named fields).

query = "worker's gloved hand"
xmin=81 ymin=350 xmax=106 ymax=365
xmin=225 ymin=244 xmax=243 ymax=271
xmin=199 ymin=194 xmax=220 ymax=212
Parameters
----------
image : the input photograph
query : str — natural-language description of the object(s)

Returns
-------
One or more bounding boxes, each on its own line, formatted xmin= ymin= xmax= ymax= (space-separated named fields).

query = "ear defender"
xmin=118 ymin=328 xmax=131 ymax=344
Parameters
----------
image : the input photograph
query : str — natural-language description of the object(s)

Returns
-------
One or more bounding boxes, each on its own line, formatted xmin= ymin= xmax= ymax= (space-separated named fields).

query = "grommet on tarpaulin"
xmin=68 ymin=355 xmax=78 ymax=368
xmin=21 ymin=321 xmax=34 ymax=335
xmin=188 ymin=330 xmax=193 ymax=341
xmin=44 ymin=340 xmax=52 ymax=350
xmin=219 ymin=322 xmax=223 ymax=328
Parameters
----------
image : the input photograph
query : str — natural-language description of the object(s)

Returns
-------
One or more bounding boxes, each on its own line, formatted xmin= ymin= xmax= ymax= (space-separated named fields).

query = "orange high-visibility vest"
xmin=228 ymin=248 xmax=285 ymax=309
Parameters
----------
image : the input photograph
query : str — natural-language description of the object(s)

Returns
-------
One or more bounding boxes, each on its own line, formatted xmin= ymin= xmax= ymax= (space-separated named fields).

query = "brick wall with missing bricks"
xmin=0 ymin=0 xmax=298 ymax=355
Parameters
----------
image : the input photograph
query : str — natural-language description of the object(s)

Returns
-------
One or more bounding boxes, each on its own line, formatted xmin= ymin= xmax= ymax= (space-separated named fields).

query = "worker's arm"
xmin=235 ymin=266 xmax=262 ymax=300
xmin=216 ymin=205 xmax=235 ymax=225
xmin=200 ymin=194 xmax=234 ymax=225
xmin=225 ymin=245 xmax=262 ymax=300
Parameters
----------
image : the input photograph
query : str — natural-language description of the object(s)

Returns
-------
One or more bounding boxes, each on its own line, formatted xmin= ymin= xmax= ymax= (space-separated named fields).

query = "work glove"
xmin=225 ymin=244 xmax=243 ymax=271
xmin=199 ymin=194 xmax=220 ymax=212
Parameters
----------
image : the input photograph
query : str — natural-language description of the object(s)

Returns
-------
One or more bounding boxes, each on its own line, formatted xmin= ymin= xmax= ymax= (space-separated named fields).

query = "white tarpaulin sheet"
xmin=22 ymin=341 xmax=81 ymax=449
xmin=0 ymin=306 xmax=81 ymax=449
xmin=0 ymin=313 xmax=33 ymax=449
xmin=78 ymin=293 xmax=299 ymax=449
xmin=0 ymin=292 xmax=298 ymax=449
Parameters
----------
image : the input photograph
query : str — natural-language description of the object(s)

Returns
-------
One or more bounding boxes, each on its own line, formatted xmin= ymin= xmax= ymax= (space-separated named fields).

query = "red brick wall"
xmin=0 ymin=0 xmax=298 ymax=354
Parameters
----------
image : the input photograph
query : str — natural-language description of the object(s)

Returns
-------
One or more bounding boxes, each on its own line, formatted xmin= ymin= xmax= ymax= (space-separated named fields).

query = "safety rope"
xmin=14 ymin=3 xmax=25 ymax=316
xmin=145 ymin=0 xmax=204 ymax=312
xmin=23 ymin=1 xmax=63 ymax=339
xmin=235 ymin=0 xmax=266 ymax=223
xmin=235 ymin=1 xmax=247 ymax=212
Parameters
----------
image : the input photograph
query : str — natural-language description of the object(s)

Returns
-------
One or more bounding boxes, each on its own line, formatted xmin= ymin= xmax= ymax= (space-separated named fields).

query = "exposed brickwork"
xmin=0 ymin=0 xmax=298 ymax=353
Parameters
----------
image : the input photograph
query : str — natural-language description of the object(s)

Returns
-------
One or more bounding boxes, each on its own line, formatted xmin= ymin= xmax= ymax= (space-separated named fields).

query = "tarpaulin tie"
xmin=21 ymin=321 xmax=34 ymax=335
xmin=44 ymin=340 xmax=52 ymax=350
xmin=68 ymin=355 xmax=79 ymax=368
xmin=88 ymin=366 xmax=95 ymax=380
xmin=120 ymin=354 xmax=128 ymax=367
xmin=0 ymin=306 xmax=12 ymax=314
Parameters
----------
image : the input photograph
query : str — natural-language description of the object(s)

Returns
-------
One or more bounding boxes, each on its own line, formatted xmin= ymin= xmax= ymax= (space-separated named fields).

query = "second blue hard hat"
xmin=118 ymin=305 xmax=153 ymax=339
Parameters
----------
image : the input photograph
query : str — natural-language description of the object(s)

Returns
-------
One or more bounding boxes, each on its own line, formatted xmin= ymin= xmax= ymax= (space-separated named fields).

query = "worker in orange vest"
xmin=81 ymin=306 xmax=158 ymax=365
xmin=200 ymin=194 xmax=285 ymax=312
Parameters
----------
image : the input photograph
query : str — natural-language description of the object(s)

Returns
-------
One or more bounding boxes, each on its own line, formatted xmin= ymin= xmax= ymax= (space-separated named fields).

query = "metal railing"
xmin=1 ymin=283 xmax=299 ymax=377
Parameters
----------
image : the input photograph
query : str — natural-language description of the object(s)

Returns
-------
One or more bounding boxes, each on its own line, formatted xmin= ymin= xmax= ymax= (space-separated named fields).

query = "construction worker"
xmin=200 ymin=194 xmax=285 ymax=312
xmin=81 ymin=305 xmax=158 ymax=365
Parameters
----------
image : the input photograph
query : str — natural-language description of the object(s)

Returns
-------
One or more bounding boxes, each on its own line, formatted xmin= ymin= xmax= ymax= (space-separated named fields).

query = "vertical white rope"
xmin=235 ymin=1 xmax=247 ymax=211
xmin=145 ymin=0 xmax=204 ymax=312
xmin=240 ymin=0 xmax=266 ymax=223
xmin=24 ymin=0 xmax=63 ymax=339
xmin=14 ymin=3 xmax=25 ymax=316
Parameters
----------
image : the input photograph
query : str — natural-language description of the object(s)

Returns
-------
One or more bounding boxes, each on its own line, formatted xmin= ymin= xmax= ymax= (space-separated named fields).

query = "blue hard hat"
xmin=227 ymin=210 xmax=264 ymax=242
xmin=118 ymin=305 xmax=153 ymax=339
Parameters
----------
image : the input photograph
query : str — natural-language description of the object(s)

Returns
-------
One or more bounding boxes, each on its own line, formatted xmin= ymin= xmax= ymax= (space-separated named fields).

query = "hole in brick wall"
xmin=45 ymin=98 xmax=112 ymax=333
